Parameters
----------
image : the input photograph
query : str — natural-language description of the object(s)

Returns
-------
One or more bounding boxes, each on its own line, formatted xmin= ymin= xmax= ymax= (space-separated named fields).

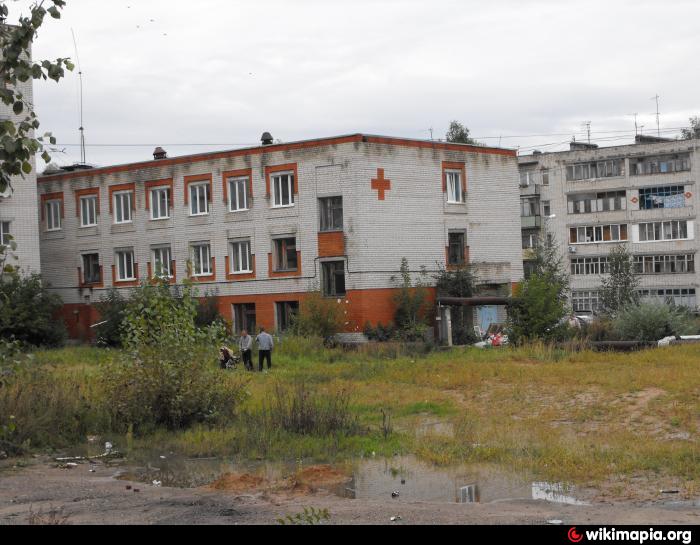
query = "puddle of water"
xmin=113 ymin=451 xmax=588 ymax=506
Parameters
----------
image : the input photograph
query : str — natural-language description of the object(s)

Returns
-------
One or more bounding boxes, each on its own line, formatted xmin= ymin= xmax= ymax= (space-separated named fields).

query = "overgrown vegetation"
xmin=613 ymin=302 xmax=697 ymax=342
xmin=93 ymin=288 xmax=128 ymax=347
xmin=291 ymin=291 xmax=345 ymax=339
xmin=434 ymin=264 xmax=478 ymax=344
xmin=391 ymin=258 xmax=430 ymax=341
xmin=599 ymin=245 xmax=640 ymax=316
xmin=0 ymin=272 xmax=66 ymax=347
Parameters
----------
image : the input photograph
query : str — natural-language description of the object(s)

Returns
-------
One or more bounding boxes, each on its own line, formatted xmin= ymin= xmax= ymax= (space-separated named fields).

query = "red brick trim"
xmin=225 ymin=253 xmax=256 ymax=281
xmin=184 ymin=174 xmax=213 ymax=206
xmin=108 ymin=183 xmax=136 ymax=214
xmin=111 ymin=262 xmax=140 ymax=287
xmin=442 ymin=161 xmax=467 ymax=194
xmin=264 ymin=163 xmax=298 ymax=198
xmin=38 ymin=134 xmax=514 ymax=184
xmin=78 ymin=264 xmax=104 ymax=288
xmin=222 ymin=168 xmax=253 ymax=206
xmin=74 ymin=188 xmax=100 ymax=217
xmin=40 ymin=192 xmax=64 ymax=220
xmin=318 ymin=231 xmax=345 ymax=257
xmin=268 ymin=251 xmax=302 ymax=278
xmin=144 ymin=178 xmax=174 ymax=210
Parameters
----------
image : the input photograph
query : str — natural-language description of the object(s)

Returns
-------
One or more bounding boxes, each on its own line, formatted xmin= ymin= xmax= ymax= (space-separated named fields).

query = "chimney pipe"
xmin=261 ymin=132 xmax=273 ymax=146
xmin=153 ymin=147 xmax=167 ymax=160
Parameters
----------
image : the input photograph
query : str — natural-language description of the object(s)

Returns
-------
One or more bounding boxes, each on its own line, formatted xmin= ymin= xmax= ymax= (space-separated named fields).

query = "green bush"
xmin=507 ymin=273 xmax=567 ymax=344
xmin=291 ymin=291 xmax=344 ymax=339
xmin=613 ymin=302 xmax=697 ymax=342
xmin=195 ymin=291 xmax=225 ymax=329
xmin=93 ymin=288 xmax=129 ymax=347
xmin=0 ymin=273 xmax=66 ymax=347
xmin=392 ymin=258 xmax=430 ymax=341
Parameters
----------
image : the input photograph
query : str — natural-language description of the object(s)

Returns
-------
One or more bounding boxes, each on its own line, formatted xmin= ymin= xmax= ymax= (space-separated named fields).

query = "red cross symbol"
xmin=371 ymin=168 xmax=391 ymax=200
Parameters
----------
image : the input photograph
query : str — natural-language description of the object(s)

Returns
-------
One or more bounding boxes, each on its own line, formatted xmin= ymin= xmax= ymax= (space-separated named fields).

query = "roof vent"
xmin=261 ymin=132 xmax=273 ymax=146
xmin=153 ymin=147 xmax=167 ymax=160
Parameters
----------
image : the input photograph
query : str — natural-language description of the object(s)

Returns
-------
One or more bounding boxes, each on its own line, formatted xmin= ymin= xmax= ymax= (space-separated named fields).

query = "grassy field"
xmin=10 ymin=339 xmax=700 ymax=493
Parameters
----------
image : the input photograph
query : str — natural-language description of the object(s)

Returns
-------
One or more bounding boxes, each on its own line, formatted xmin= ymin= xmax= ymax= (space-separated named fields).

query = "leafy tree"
xmin=0 ymin=0 xmax=73 ymax=193
xmin=531 ymin=226 xmax=569 ymax=302
xmin=680 ymin=116 xmax=700 ymax=140
xmin=0 ymin=271 xmax=66 ymax=346
xmin=445 ymin=121 xmax=478 ymax=144
xmin=599 ymin=245 xmax=640 ymax=316
xmin=93 ymin=288 xmax=129 ymax=347
xmin=391 ymin=258 xmax=429 ymax=340
xmin=194 ymin=290 xmax=224 ymax=329
xmin=507 ymin=273 xmax=567 ymax=344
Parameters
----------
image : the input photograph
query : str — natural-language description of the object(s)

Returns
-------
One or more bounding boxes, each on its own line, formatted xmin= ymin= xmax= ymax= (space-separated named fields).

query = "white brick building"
xmin=518 ymin=136 xmax=700 ymax=314
xmin=37 ymin=134 xmax=524 ymax=340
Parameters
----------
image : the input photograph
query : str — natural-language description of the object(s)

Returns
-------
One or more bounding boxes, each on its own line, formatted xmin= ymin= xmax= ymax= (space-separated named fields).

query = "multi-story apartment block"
xmin=0 ymin=32 xmax=41 ymax=275
xmin=518 ymin=136 xmax=700 ymax=314
xmin=37 ymin=133 xmax=524 ymax=340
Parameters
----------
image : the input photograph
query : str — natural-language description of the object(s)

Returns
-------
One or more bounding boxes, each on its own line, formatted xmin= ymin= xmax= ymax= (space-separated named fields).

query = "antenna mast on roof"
xmin=651 ymin=94 xmax=661 ymax=137
xmin=582 ymin=121 xmax=591 ymax=144
xmin=71 ymin=29 xmax=86 ymax=165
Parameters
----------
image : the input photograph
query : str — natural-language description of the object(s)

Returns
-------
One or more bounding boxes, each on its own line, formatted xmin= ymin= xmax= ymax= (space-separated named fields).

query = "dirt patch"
xmin=206 ymin=473 xmax=265 ymax=493
xmin=294 ymin=465 xmax=350 ymax=487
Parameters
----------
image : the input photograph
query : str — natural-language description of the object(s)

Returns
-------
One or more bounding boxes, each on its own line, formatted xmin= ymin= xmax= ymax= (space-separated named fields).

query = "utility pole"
xmin=582 ymin=121 xmax=591 ymax=144
xmin=651 ymin=94 xmax=660 ymax=137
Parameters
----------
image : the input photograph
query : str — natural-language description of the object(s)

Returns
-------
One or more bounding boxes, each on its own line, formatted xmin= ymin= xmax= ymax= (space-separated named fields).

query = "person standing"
xmin=239 ymin=329 xmax=253 ymax=371
xmin=255 ymin=327 xmax=274 ymax=372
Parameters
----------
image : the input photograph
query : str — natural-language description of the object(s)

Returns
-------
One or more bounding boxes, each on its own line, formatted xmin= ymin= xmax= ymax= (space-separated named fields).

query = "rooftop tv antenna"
xmin=582 ymin=121 xmax=591 ymax=144
xmin=629 ymin=113 xmax=639 ymax=135
xmin=71 ymin=29 xmax=86 ymax=165
xmin=651 ymin=94 xmax=660 ymax=137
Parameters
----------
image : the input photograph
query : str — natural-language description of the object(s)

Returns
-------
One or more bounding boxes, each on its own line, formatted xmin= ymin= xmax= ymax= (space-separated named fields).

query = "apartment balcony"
xmin=521 ymin=215 xmax=542 ymax=229
xmin=522 ymin=248 xmax=536 ymax=261
xmin=520 ymin=183 xmax=541 ymax=196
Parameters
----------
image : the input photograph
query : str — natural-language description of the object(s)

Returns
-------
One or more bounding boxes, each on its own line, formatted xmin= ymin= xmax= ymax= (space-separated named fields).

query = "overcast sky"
xmin=9 ymin=0 xmax=700 ymax=168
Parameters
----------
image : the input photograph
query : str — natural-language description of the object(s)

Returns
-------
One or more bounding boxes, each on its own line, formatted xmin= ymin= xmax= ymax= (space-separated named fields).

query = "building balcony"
xmin=521 ymin=215 xmax=542 ymax=229
xmin=520 ymin=183 xmax=541 ymax=196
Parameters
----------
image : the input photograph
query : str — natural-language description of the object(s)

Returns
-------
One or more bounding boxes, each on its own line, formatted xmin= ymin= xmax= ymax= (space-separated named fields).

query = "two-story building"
xmin=37 ymin=133 xmax=524 ymax=340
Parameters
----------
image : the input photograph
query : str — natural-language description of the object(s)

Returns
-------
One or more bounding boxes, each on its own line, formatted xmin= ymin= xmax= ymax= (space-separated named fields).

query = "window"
xmin=638 ymin=288 xmax=696 ymax=308
xmin=276 ymin=301 xmax=299 ymax=331
xmin=639 ymin=186 xmax=685 ymax=210
xmin=571 ymin=257 xmax=610 ymax=275
xmin=152 ymin=246 xmax=172 ymax=278
xmin=116 ymin=249 xmax=135 ymax=281
xmin=82 ymin=253 xmax=100 ymax=284
xmin=521 ymin=197 xmax=539 ymax=217
xmin=448 ymin=232 xmax=465 ymax=265
xmin=542 ymin=200 xmax=551 ymax=217
xmin=638 ymin=221 xmax=689 ymax=242
xmin=319 ymin=196 xmax=343 ymax=231
xmin=189 ymin=182 xmax=210 ymax=216
xmin=272 ymin=172 xmax=294 ymax=207
xmin=572 ymin=290 xmax=601 ymax=313
xmin=519 ymin=170 xmax=536 ymax=186
xmin=150 ymin=187 xmax=171 ymax=219
xmin=566 ymin=159 xmax=625 ymax=181
xmin=0 ymin=221 xmax=10 ymax=245
xmin=45 ymin=199 xmax=62 ymax=231
xmin=232 ymin=303 xmax=256 ymax=334
xmin=322 ymin=261 xmax=346 ymax=297
xmin=113 ymin=191 xmax=133 ymax=224
xmin=228 ymin=177 xmax=249 ymax=212
xmin=541 ymin=169 xmax=550 ymax=186
xmin=522 ymin=230 xmax=539 ymax=249
xmin=446 ymin=170 xmax=463 ymax=203
xmin=634 ymin=254 xmax=695 ymax=274
xmin=274 ymin=237 xmax=297 ymax=271
xmin=631 ymin=154 xmax=691 ymax=175
xmin=80 ymin=196 xmax=97 ymax=227
xmin=191 ymin=243 xmax=212 ymax=276
xmin=569 ymin=224 xmax=628 ymax=244
xmin=229 ymin=240 xmax=252 ymax=273
xmin=567 ymin=191 xmax=626 ymax=214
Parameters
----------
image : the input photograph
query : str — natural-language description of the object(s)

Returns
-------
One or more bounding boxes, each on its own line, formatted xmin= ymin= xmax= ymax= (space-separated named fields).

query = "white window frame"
xmin=0 ymin=221 xmax=11 ymax=245
xmin=229 ymin=239 xmax=252 ymax=274
xmin=45 ymin=199 xmax=62 ymax=231
xmin=190 ymin=242 xmax=212 ymax=276
xmin=151 ymin=246 xmax=172 ymax=278
xmin=150 ymin=186 xmax=171 ymax=220
xmin=446 ymin=170 xmax=463 ymax=203
xmin=228 ymin=177 xmax=249 ymax=212
xmin=638 ymin=221 xmax=690 ymax=242
xmin=115 ymin=249 xmax=136 ymax=281
xmin=113 ymin=191 xmax=133 ymax=224
xmin=80 ymin=195 xmax=97 ymax=227
xmin=272 ymin=172 xmax=295 ymax=208
xmin=189 ymin=182 xmax=210 ymax=216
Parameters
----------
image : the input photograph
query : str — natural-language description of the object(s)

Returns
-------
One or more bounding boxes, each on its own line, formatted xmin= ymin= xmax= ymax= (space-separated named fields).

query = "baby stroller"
xmin=218 ymin=346 xmax=241 ymax=369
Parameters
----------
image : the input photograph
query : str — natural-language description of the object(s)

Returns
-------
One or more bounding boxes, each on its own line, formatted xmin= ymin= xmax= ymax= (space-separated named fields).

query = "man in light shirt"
xmin=255 ymin=327 xmax=274 ymax=372
xmin=239 ymin=329 xmax=253 ymax=371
